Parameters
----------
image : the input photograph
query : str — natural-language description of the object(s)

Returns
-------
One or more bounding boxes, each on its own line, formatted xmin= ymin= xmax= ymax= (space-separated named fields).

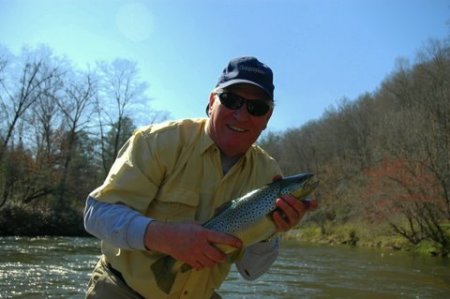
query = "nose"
xmin=232 ymin=102 xmax=250 ymax=120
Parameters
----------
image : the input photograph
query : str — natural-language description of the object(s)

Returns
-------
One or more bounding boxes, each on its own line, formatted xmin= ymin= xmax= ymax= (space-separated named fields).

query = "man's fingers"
xmin=207 ymin=231 xmax=242 ymax=249
xmin=272 ymin=210 xmax=290 ymax=232
xmin=203 ymin=244 xmax=227 ymax=263
xmin=188 ymin=231 xmax=242 ymax=270
xmin=276 ymin=197 xmax=301 ymax=220
xmin=273 ymin=195 xmax=314 ymax=232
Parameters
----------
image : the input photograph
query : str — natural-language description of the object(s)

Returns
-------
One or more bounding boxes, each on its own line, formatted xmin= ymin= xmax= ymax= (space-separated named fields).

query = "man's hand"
xmin=144 ymin=221 xmax=242 ymax=270
xmin=271 ymin=175 xmax=318 ymax=232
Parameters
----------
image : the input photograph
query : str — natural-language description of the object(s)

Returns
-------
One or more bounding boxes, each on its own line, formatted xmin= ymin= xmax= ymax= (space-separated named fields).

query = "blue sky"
xmin=0 ymin=0 xmax=448 ymax=132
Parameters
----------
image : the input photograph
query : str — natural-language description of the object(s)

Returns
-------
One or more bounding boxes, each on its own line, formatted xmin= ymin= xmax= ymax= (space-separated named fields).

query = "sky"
xmin=0 ymin=0 xmax=448 ymax=132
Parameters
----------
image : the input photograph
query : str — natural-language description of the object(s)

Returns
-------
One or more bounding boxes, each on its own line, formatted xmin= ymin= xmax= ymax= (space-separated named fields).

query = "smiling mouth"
xmin=227 ymin=124 xmax=247 ymax=133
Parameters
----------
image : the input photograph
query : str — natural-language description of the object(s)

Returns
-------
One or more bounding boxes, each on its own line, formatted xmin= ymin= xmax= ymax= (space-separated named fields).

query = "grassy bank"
xmin=285 ymin=223 xmax=450 ymax=258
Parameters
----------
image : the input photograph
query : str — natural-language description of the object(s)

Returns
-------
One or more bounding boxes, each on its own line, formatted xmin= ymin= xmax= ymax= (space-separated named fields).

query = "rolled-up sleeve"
xmin=84 ymin=196 xmax=152 ymax=250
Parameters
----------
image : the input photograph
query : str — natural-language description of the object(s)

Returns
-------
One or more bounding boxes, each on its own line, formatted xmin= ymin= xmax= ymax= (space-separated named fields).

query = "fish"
xmin=150 ymin=172 xmax=319 ymax=294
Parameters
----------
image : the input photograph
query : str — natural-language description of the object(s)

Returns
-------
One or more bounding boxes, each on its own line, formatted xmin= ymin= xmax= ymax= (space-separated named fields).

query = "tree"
xmin=0 ymin=47 xmax=63 ymax=161
xmin=0 ymin=46 xmax=65 ymax=207
xmin=361 ymin=40 xmax=450 ymax=254
xmin=95 ymin=59 xmax=150 ymax=174
xmin=102 ymin=116 xmax=136 ymax=170
xmin=53 ymin=71 xmax=97 ymax=204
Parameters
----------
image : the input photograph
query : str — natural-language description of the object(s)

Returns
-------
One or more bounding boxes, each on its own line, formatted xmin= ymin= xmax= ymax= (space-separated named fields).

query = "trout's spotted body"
xmin=203 ymin=182 xmax=302 ymax=234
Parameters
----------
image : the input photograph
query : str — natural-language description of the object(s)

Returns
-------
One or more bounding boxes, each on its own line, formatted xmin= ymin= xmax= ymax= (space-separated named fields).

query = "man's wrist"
xmin=144 ymin=220 xmax=169 ymax=252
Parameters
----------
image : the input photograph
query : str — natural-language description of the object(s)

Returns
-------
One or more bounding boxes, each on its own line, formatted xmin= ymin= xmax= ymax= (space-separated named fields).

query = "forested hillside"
xmin=260 ymin=39 xmax=450 ymax=255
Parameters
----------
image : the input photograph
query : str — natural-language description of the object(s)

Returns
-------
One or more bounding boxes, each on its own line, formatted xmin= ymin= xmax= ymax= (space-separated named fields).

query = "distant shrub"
xmin=0 ymin=204 xmax=89 ymax=236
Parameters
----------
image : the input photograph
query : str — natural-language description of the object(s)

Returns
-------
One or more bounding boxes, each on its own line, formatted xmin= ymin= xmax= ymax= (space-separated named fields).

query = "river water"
xmin=0 ymin=237 xmax=449 ymax=298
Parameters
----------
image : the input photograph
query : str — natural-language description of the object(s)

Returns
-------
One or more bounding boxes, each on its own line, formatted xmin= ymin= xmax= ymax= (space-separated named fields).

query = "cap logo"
xmin=239 ymin=65 xmax=266 ymax=75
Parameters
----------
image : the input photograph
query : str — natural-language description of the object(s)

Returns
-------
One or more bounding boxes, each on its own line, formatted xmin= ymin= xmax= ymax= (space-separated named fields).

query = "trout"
xmin=150 ymin=172 xmax=319 ymax=294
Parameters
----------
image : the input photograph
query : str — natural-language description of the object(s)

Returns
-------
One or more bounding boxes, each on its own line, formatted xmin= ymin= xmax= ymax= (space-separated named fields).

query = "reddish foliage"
xmin=361 ymin=157 xmax=443 ymax=222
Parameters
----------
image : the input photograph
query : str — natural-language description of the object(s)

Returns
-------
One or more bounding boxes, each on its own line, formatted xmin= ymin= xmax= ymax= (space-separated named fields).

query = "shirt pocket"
xmin=146 ymin=188 xmax=200 ymax=222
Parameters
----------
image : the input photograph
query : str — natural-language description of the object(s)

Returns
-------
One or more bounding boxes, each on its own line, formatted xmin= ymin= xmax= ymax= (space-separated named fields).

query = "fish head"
xmin=279 ymin=173 xmax=319 ymax=199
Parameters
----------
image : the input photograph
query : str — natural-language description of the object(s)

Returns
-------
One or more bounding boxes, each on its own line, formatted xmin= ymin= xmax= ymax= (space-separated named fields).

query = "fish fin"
xmin=150 ymin=256 xmax=177 ymax=294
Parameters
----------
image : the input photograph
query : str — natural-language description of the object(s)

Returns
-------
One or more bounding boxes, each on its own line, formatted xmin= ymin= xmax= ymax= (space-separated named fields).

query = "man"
xmin=84 ymin=56 xmax=316 ymax=299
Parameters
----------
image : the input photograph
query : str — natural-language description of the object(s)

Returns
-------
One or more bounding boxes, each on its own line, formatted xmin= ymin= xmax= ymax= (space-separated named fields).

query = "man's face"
xmin=207 ymin=83 xmax=273 ymax=158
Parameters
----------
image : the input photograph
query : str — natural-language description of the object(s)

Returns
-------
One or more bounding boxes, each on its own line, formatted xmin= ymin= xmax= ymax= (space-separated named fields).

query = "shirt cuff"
xmin=126 ymin=215 xmax=153 ymax=250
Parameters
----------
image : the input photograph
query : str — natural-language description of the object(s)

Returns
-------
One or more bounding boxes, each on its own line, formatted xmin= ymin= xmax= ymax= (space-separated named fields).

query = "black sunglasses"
xmin=215 ymin=91 xmax=273 ymax=117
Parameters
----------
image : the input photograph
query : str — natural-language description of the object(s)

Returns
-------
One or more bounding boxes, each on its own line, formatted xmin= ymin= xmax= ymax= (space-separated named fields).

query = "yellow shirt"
xmin=90 ymin=118 xmax=281 ymax=299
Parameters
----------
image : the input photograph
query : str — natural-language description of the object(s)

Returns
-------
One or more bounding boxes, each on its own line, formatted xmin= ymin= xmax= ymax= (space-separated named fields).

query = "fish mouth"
xmin=286 ymin=173 xmax=320 ymax=198
xmin=305 ymin=177 xmax=320 ymax=191
xmin=227 ymin=124 xmax=248 ymax=133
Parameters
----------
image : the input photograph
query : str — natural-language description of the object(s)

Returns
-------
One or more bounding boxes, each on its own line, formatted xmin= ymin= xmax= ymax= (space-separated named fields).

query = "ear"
xmin=262 ymin=108 xmax=273 ymax=130
xmin=208 ymin=92 xmax=217 ymax=116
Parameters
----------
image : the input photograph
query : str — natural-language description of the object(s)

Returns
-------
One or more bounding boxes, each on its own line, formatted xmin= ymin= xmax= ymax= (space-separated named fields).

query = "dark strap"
xmin=105 ymin=262 xmax=144 ymax=299
xmin=106 ymin=262 xmax=126 ymax=282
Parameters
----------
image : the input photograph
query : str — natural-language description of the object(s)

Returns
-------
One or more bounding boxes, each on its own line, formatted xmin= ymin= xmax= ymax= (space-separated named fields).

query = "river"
xmin=0 ymin=237 xmax=449 ymax=298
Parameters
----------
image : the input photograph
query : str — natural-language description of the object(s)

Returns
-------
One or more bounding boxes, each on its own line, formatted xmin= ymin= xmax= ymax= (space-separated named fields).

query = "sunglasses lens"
xmin=218 ymin=92 xmax=271 ymax=116
xmin=247 ymin=100 xmax=270 ymax=116
xmin=219 ymin=93 xmax=244 ymax=110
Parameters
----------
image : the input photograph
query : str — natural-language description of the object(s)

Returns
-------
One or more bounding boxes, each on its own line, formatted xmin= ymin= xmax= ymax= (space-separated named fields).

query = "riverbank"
xmin=285 ymin=223 xmax=450 ymax=258
xmin=1 ymin=204 xmax=448 ymax=258
xmin=0 ymin=204 xmax=89 ymax=237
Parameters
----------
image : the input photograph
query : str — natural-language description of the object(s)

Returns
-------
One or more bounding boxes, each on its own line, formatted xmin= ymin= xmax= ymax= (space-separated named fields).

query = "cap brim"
xmin=216 ymin=79 xmax=273 ymax=99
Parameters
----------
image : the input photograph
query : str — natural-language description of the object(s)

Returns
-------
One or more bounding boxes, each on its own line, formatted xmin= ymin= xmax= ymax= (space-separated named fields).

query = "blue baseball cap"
xmin=216 ymin=56 xmax=274 ymax=99
xmin=206 ymin=56 xmax=274 ymax=115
